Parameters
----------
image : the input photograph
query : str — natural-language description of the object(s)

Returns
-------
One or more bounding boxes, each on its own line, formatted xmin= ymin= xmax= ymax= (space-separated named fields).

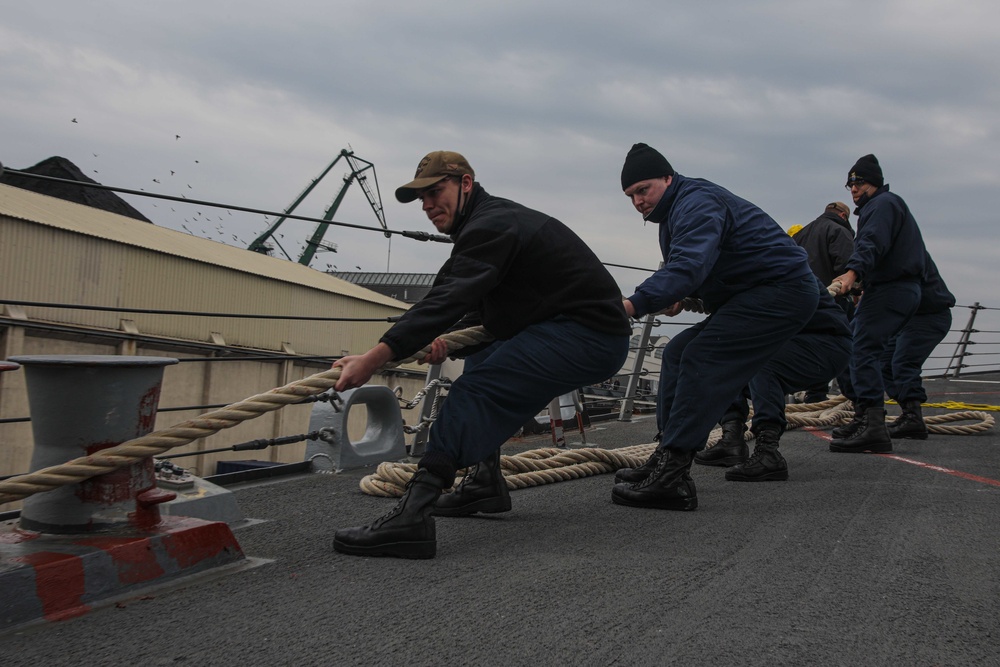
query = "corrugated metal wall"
xmin=0 ymin=216 xmax=401 ymax=357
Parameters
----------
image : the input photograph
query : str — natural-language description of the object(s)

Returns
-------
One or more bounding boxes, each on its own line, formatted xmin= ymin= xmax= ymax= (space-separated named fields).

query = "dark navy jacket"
xmin=627 ymin=173 xmax=814 ymax=315
xmin=846 ymin=185 xmax=927 ymax=286
xmin=380 ymin=183 xmax=630 ymax=360
xmin=917 ymin=253 xmax=956 ymax=315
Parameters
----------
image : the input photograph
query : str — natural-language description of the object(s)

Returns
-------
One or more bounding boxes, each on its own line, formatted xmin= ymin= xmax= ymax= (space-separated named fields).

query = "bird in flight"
xmin=71 ymin=118 xmax=78 ymax=123
xmin=153 ymin=179 xmax=161 ymax=184
xmin=175 ymin=135 xmax=181 ymax=140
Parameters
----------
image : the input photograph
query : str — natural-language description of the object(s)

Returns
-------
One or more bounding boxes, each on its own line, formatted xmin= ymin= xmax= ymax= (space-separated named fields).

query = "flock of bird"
xmin=71 ymin=118 xmax=347 ymax=272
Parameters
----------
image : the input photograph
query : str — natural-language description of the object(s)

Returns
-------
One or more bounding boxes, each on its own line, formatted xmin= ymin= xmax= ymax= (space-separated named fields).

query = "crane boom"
xmin=247 ymin=148 xmax=387 ymax=267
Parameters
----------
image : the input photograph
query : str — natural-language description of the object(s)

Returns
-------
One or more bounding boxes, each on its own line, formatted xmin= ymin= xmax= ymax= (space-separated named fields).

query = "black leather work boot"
xmin=615 ymin=430 xmax=664 ymax=483
xmin=433 ymin=449 xmax=511 ymax=516
xmin=888 ymin=400 xmax=928 ymax=440
xmin=614 ymin=447 xmax=665 ymax=484
xmin=611 ymin=448 xmax=697 ymax=511
xmin=333 ymin=469 xmax=446 ymax=559
xmin=694 ymin=420 xmax=748 ymax=467
xmin=831 ymin=404 xmax=864 ymax=439
xmin=726 ymin=425 xmax=788 ymax=482
xmin=829 ymin=406 xmax=892 ymax=453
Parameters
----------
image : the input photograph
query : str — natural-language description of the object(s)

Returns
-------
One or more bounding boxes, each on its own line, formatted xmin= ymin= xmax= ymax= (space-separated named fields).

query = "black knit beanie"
xmin=621 ymin=143 xmax=674 ymax=190
xmin=848 ymin=154 xmax=884 ymax=187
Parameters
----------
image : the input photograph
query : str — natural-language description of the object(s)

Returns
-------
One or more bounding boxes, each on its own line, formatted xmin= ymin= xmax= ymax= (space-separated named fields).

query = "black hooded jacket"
xmin=379 ymin=183 xmax=630 ymax=360
xmin=793 ymin=211 xmax=855 ymax=288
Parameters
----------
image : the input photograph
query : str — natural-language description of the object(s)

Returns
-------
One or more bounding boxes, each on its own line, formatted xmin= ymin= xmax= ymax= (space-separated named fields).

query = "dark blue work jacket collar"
xmin=644 ymin=174 xmax=683 ymax=224
xmin=854 ymin=184 xmax=890 ymax=216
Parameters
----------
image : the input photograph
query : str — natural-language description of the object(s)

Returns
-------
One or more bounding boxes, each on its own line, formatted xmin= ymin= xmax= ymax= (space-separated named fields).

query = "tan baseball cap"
xmin=395 ymin=151 xmax=475 ymax=203
xmin=826 ymin=201 xmax=851 ymax=218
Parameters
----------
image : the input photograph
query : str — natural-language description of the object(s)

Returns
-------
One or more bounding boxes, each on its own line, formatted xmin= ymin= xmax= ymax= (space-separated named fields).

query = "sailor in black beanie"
xmin=620 ymin=143 xmax=674 ymax=190
xmin=830 ymin=154 xmax=928 ymax=453
xmin=847 ymin=153 xmax=884 ymax=189
xmin=611 ymin=143 xmax=850 ymax=507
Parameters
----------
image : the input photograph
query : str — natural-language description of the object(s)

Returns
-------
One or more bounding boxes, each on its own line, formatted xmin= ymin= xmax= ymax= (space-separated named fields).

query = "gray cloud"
xmin=3 ymin=0 xmax=999 ymax=333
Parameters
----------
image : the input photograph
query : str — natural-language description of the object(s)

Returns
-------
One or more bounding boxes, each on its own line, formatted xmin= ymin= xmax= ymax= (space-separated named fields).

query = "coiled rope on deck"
xmin=921 ymin=411 xmax=996 ymax=434
xmin=359 ymin=444 xmax=660 ymax=498
xmin=0 ymin=326 xmax=495 ymax=505
xmin=784 ymin=396 xmax=993 ymax=434
xmin=358 ymin=395 xmax=995 ymax=497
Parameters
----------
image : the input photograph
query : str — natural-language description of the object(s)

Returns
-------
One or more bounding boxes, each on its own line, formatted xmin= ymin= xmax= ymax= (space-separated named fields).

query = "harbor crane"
xmin=248 ymin=148 xmax=387 ymax=266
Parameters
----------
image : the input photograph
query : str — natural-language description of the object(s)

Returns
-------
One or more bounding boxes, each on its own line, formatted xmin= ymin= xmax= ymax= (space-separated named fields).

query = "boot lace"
xmin=453 ymin=464 xmax=479 ymax=491
xmin=744 ymin=447 xmax=769 ymax=468
xmin=373 ymin=501 xmax=404 ymax=527
xmin=636 ymin=452 xmax=671 ymax=489
xmin=744 ymin=430 xmax=780 ymax=467
xmin=372 ymin=475 xmax=419 ymax=526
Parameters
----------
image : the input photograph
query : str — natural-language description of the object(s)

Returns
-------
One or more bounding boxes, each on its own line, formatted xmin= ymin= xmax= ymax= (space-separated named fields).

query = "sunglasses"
xmin=845 ymin=178 xmax=867 ymax=190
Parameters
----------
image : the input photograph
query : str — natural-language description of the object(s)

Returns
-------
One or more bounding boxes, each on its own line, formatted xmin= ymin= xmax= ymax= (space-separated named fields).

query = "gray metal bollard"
xmin=304 ymin=385 xmax=407 ymax=471
xmin=10 ymin=355 xmax=178 ymax=533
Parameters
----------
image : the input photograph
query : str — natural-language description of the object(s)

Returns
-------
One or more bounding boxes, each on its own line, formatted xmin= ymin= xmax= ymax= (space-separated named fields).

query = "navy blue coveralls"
xmin=628 ymin=174 xmax=819 ymax=452
xmin=881 ymin=253 xmax=955 ymax=403
xmin=844 ymin=185 xmax=927 ymax=408
xmin=710 ymin=288 xmax=852 ymax=433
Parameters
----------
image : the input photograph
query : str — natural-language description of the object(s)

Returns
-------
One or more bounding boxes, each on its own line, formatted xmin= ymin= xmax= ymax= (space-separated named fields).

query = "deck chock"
xmin=304 ymin=385 xmax=407 ymax=472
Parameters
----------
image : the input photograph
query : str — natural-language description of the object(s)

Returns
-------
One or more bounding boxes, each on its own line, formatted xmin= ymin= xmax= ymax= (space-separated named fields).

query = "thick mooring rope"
xmin=0 ymin=326 xmax=495 ymax=504
xmin=359 ymin=444 xmax=659 ymax=498
xmin=358 ymin=397 xmax=996 ymax=497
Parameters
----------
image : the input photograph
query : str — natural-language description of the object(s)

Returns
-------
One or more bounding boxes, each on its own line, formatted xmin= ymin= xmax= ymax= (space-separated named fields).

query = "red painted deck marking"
xmin=76 ymin=536 xmax=166 ymax=585
xmin=13 ymin=552 xmax=90 ymax=621
xmin=161 ymin=520 xmax=242 ymax=568
xmin=806 ymin=428 xmax=1000 ymax=488
xmin=875 ymin=453 xmax=1000 ymax=487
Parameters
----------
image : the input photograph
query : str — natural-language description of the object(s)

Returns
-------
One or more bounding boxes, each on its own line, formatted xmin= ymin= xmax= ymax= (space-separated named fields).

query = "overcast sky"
xmin=3 ymin=1 xmax=999 ymax=350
